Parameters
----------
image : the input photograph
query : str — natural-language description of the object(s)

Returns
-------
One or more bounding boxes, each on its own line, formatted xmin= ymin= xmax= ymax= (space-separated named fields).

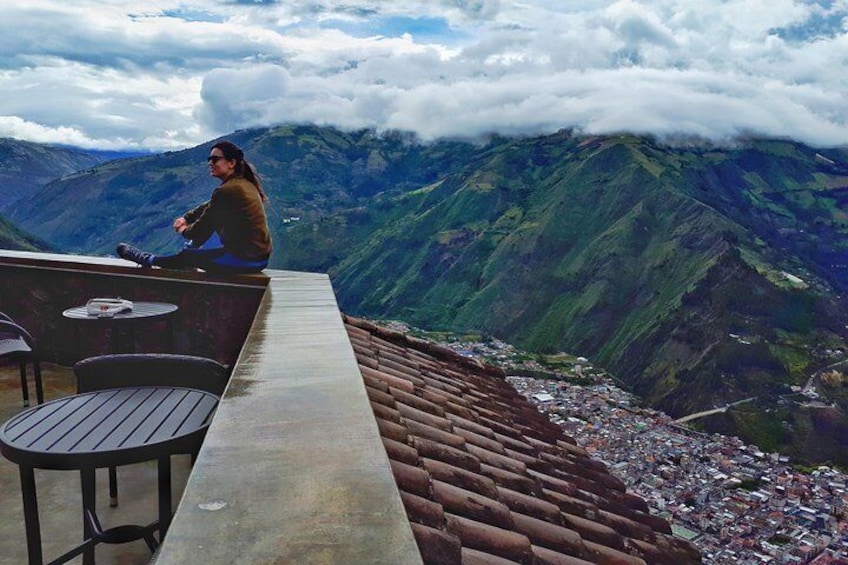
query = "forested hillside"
xmin=0 ymin=138 xmax=121 ymax=210
xmin=9 ymin=127 xmax=848 ymax=464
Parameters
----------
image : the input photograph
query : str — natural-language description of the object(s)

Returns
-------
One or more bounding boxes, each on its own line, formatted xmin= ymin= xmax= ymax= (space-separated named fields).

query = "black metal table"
xmin=0 ymin=386 xmax=218 ymax=564
xmin=63 ymin=301 xmax=178 ymax=355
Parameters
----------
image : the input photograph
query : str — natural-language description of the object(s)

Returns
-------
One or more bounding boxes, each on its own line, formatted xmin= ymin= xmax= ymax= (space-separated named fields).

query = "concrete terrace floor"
xmin=0 ymin=361 xmax=193 ymax=565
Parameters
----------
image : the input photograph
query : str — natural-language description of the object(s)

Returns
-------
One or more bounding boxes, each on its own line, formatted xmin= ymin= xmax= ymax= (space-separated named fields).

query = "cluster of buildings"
xmin=430 ymin=334 xmax=848 ymax=565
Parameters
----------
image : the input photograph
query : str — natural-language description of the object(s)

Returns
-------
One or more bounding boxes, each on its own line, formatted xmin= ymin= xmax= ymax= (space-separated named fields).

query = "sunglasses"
xmin=207 ymin=155 xmax=225 ymax=164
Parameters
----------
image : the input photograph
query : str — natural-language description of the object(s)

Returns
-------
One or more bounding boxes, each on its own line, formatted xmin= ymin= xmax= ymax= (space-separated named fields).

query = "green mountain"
xmin=8 ymin=126 xmax=477 ymax=255
xmin=0 ymin=138 xmax=119 ymax=211
xmin=10 ymin=127 xmax=848 ymax=465
xmin=0 ymin=214 xmax=52 ymax=252
xmin=281 ymin=131 xmax=848 ymax=465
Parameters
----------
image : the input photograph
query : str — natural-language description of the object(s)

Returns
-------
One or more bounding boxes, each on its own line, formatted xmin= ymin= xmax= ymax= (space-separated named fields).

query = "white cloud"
xmin=1 ymin=1 xmax=848 ymax=150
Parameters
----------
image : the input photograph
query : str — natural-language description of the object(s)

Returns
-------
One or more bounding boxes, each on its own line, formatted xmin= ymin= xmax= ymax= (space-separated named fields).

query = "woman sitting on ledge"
xmin=118 ymin=140 xmax=272 ymax=274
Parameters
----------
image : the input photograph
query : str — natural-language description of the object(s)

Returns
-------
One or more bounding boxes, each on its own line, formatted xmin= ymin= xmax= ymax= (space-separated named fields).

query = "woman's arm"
xmin=183 ymin=201 xmax=210 ymax=224
xmin=181 ymin=190 xmax=225 ymax=246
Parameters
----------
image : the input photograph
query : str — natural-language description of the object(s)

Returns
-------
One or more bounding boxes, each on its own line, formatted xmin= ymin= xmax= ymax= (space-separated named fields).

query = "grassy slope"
xmin=12 ymin=127 xmax=848 ymax=463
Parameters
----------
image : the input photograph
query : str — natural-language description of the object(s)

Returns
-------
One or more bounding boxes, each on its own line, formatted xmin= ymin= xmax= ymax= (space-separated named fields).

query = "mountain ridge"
xmin=5 ymin=127 xmax=848 ymax=464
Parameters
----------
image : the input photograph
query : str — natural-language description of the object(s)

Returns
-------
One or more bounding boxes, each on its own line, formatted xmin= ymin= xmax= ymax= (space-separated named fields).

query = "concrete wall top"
xmin=155 ymin=270 xmax=422 ymax=564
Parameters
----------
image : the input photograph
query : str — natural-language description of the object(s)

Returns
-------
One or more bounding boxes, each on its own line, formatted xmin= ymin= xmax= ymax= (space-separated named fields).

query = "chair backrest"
xmin=74 ymin=353 xmax=229 ymax=396
xmin=0 ymin=312 xmax=36 ymax=357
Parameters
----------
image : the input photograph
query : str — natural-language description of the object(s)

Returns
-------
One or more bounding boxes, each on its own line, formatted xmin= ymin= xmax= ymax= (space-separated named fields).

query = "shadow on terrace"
xmin=0 ymin=250 xmax=418 ymax=564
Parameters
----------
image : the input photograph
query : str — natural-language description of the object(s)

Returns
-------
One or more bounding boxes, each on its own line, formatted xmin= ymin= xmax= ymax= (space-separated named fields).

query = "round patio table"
xmin=63 ymin=301 xmax=178 ymax=355
xmin=0 ymin=386 xmax=218 ymax=565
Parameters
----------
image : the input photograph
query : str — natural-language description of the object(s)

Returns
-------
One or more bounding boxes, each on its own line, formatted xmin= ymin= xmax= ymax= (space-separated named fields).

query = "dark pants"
xmin=153 ymin=234 xmax=268 ymax=274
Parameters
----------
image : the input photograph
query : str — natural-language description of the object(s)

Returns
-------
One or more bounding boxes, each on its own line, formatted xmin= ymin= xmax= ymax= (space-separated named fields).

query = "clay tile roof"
xmin=343 ymin=315 xmax=702 ymax=565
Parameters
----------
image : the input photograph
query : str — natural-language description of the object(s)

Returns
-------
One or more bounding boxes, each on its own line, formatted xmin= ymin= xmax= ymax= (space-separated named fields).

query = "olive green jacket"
xmin=182 ymin=176 xmax=272 ymax=260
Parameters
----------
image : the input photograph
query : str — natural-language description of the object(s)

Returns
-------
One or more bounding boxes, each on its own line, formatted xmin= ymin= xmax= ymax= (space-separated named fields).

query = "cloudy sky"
xmin=2 ymin=0 xmax=847 ymax=151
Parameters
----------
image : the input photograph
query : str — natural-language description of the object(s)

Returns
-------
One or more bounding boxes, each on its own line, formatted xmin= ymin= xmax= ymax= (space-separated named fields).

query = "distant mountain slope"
xmin=8 ymin=126 xmax=478 ymax=255
xmin=283 ymin=132 xmax=848 ymax=464
xmin=0 ymin=138 xmax=120 ymax=211
xmin=0 ymin=214 xmax=52 ymax=252
xmin=11 ymin=126 xmax=848 ymax=464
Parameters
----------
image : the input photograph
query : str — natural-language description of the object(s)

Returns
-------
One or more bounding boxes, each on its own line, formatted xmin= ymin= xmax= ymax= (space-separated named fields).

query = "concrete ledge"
xmin=0 ymin=250 xmax=270 ymax=289
xmin=155 ymin=271 xmax=423 ymax=564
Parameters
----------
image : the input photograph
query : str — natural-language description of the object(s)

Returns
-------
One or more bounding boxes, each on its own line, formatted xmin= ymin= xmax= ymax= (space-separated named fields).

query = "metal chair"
xmin=0 ymin=312 xmax=43 ymax=407
xmin=73 ymin=353 xmax=229 ymax=507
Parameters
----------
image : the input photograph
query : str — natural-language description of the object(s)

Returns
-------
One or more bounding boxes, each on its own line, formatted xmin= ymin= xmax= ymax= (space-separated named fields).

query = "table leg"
xmin=33 ymin=360 xmax=44 ymax=405
xmin=73 ymin=325 xmax=82 ymax=362
xmin=19 ymin=465 xmax=42 ymax=565
xmin=158 ymin=455 xmax=172 ymax=541
xmin=127 ymin=323 xmax=136 ymax=353
xmin=109 ymin=323 xmax=120 ymax=353
xmin=80 ymin=468 xmax=96 ymax=565
xmin=109 ymin=466 xmax=118 ymax=507
xmin=18 ymin=360 xmax=30 ymax=408
xmin=167 ymin=318 xmax=175 ymax=352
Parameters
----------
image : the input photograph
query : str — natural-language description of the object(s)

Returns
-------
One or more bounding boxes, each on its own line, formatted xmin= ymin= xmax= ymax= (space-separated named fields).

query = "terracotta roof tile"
xmin=461 ymin=547 xmax=522 ymax=565
xmin=410 ymin=523 xmax=462 ymax=565
xmin=478 ymin=415 xmax=523 ymax=437
xmin=539 ymin=450 xmax=609 ymax=475
xmin=495 ymin=486 xmax=561 ymax=523
xmin=559 ymin=512 xmax=625 ymax=550
xmin=370 ymin=400 xmax=401 ymax=424
xmin=379 ymin=363 xmax=429 ymax=387
xmin=421 ymin=370 xmax=467 ymax=391
xmin=407 ymin=419 xmax=467 ymax=449
xmin=434 ymin=481 xmax=515 ymax=530
xmin=419 ymin=388 xmax=454 ymax=409
xmin=510 ymin=511 xmax=585 ymax=557
xmin=390 ymin=459 xmax=432 ymax=498
xmin=361 ymin=365 xmax=416 ymax=393
xmin=532 ymin=545 xmax=596 ymax=565
xmin=454 ymin=427 xmax=507 ymax=454
xmin=380 ymin=357 xmax=428 ymax=379
xmin=628 ymin=535 xmax=703 ymax=565
xmin=343 ymin=316 xmax=701 ymax=565
xmin=411 ymin=436 xmax=482 ymax=473
xmin=542 ymin=489 xmax=599 ymax=518
xmin=355 ymin=351 xmax=380 ymax=370
xmin=382 ymin=437 xmax=420 ymax=466
xmin=446 ymin=413 xmax=497 ymax=439
xmin=399 ymin=403 xmax=454 ymax=431
xmin=362 ymin=372 xmax=390 ymax=393
xmin=481 ymin=464 xmax=541 ymax=497
xmin=401 ymin=491 xmax=447 ymax=529
xmin=504 ymin=448 xmax=554 ymax=474
xmin=582 ymin=540 xmax=646 ymax=565
xmin=375 ymin=413 xmax=409 ymax=444
xmin=546 ymin=467 xmax=625 ymax=498
xmin=445 ymin=513 xmax=533 ymax=563
xmin=419 ymin=374 xmax=465 ymax=397
xmin=466 ymin=444 xmax=528 ymax=476
xmin=445 ymin=401 xmax=478 ymax=420
xmin=389 ymin=386 xmax=447 ymax=416
xmin=377 ymin=350 xmax=417 ymax=370
xmin=347 ymin=336 xmax=371 ymax=352
xmin=494 ymin=433 xmax=536 ymax=455
xmin=422 ymin=458 xmax=500 ymax=500
xmin=368 ymin=388 xmax=399 ymax=410
xmin=556 ymin=440 xmax=591 ymax=458
xmin=595 ymin=509 xmax=653 ymax=541
xmin=526 ymin=469 xmax=580 ymax=498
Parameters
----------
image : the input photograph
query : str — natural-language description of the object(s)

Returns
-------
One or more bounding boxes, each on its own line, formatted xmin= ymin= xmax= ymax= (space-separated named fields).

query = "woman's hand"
xmin=173 ymin=216 xmax=188 ymax=233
